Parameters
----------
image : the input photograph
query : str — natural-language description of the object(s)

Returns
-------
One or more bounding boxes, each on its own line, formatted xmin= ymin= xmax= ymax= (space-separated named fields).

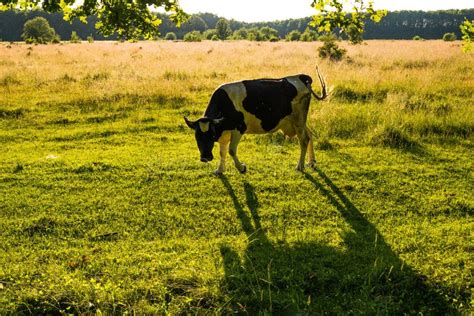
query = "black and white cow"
xmin=184 ymin=68 xmax=327 ymax=175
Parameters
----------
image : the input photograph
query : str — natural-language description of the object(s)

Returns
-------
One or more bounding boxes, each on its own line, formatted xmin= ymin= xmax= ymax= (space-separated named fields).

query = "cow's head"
xmin=184 ymin=116 xmax=224 ymax=163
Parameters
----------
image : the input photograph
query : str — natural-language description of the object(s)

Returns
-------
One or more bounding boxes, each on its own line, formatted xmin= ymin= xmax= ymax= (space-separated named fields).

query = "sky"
xmin=178 ymin=0 xmax=473 ymax=22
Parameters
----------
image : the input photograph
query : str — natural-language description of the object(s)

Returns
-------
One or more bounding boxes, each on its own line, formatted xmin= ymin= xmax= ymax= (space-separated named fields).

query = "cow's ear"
xmin=184 ymin=116 xmax=197 ymax=130
xmin=212 ymin=117 xmax=224 ymax=125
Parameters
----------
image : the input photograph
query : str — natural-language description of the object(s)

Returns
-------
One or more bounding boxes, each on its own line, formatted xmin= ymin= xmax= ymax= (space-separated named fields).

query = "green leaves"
xmin=460 ymin=18 xmax=473 ymax=52
xmin=310 ymin=0 xmax=387 ymax=44
xmin=1 ymin=0 xmax=188 ymax=39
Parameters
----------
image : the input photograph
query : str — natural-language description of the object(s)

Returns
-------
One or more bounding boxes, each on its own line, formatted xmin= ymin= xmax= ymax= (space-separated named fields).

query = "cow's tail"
xmin=307 ymin=66 xmax=328 ymax=101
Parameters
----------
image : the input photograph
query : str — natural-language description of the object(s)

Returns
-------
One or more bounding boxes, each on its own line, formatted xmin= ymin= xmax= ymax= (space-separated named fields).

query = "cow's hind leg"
xmin=229 ymin=130 xmax=246 ymax=174
xmin=306 ymin=126 xmax=316 ymax=168
xmin=296 ymin=126 xmax=310 ymax=171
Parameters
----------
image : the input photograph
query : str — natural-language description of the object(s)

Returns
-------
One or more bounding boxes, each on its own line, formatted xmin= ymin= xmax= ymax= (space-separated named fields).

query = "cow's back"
xmin=212 ymin=75 xmax=311 ymax=134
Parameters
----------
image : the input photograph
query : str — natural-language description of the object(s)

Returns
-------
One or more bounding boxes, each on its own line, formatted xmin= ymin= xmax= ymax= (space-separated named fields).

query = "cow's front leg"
xmin=229 ymin=130 xmax=247 ymax=174
xmin=215 ymin=141 xmax=229 ymax=175
xmin=296 ymin=127 xmax=309 ymax=171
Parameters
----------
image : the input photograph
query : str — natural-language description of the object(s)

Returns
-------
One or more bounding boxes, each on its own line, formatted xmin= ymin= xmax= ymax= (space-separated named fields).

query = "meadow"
xmin=0 ymin=40 xmax=472 ymax=314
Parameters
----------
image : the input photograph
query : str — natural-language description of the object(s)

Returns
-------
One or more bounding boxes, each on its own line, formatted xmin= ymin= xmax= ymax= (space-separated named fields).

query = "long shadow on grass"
xmin=219 ymin=173 xmax=453 ymax=314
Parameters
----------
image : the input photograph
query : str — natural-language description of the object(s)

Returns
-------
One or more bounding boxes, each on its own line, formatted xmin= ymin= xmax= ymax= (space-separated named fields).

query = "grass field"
xmin=0 ymin=40 xmax=473 ymax=314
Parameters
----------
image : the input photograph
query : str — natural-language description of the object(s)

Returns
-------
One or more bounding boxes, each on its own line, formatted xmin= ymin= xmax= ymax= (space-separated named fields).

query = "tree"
xmin=460 ymin=19 xmax=473 ymax=52
xmin=182 ymin=15 xmax=207 ymax=33
xmin=310 ymin=0 xmax=387 ymax=44
xmin=21 ymin=17 xmax=56 ymax=43
xmin=1 ymin=0 xmax=187 ymax=40
xmin=216 ymin=18 xmax=231 ymax=40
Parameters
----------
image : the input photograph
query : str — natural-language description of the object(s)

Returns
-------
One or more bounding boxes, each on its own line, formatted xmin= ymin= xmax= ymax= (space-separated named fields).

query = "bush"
xmin=87 ymin=35 xmax=94 ymax=43
xmin=247 ymin=28 xmax=263 ymax=41
xmin=442 ymin=32 xmax=457 ymax=41
xmin=52 ymin=34 xmax=61 ymax=44
xmin=203 ymin=29 xmax=218 ymax=40
xmin=183 ymin=31 xmax=202 ymax=42
xmin=22 ymin=17 xmax=57 ymax=44
xmin=318 ymin=35 xmax=347 ymax=61
xmin=165 ymin=32 xmax=177 ymax=41
xmin=70 ymin=31 xmax=81 ymax=43
xmin=211 ymin=35 xmax=219 ymax=41
xmin=269 ymin=36 xmax=280 ymax=42
xmin=300 ymin=28 xmax=318 ymax=42
xmin=286 ymin=30 xmax=302 ymax=41
xmin=232 ymin=28 xmax=248 ymax=40
xmin=412 ymin=35 xmax=424 ymax=41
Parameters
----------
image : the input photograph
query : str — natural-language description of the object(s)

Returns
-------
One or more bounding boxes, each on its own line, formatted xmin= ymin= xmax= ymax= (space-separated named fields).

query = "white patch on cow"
xmin=221 ymin=83 xmax=268 ymax=134
xmin=199 ymin=121 xmax=210 ymax=133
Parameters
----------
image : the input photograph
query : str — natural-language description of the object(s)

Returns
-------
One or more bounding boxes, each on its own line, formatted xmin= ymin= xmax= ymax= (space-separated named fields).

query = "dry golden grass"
xmin=1 ymin=40 xmax=472 ymax=104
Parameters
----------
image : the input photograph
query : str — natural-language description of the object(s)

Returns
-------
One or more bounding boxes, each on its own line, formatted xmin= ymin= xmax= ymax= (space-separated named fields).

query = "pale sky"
xmin=179 ymin=0 xmax=473 ymax=22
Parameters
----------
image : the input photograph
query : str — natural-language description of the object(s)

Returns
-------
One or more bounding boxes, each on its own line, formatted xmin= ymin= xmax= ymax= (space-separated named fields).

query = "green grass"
xmin=0 ymin=41 xmax=473 ymax=314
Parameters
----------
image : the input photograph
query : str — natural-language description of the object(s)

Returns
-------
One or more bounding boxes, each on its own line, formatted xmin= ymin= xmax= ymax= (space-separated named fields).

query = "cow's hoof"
xmin=239 ymin=164 xmax=247 ymax=174
xmin=308 ymin=160 xmax=316 ymax=169
xmin=214 ymin=169 xmax=224 ymax=176
xmin=296 ymin=164 xmax=305 ymax=172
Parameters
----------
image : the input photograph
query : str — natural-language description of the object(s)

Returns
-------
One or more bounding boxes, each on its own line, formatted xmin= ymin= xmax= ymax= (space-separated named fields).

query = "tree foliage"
xmin=1 ymin=0 xmax=187 ymax=39
xmin=460 ymin=19 xmax=473 ymax=52
xmin=22 ymin=16 xmax=56 ymax=43
xmin=310 ymin=0 xmax=387 ymax=44
xmin=215 ymin=18 xmax=231 ymax=40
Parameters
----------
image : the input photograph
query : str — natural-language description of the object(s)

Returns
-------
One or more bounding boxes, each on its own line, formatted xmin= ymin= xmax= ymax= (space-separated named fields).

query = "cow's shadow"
xmin=218 ymin=170 xmax=453 ymax=314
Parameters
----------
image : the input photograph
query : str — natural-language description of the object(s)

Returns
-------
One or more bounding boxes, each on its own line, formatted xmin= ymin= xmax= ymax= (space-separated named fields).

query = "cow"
xmin=184 ymin=68 xmax=327 ymax=175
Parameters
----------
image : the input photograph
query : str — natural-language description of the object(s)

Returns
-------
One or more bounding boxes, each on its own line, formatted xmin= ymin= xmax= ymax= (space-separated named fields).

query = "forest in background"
xmin=0 ymin=9 xmax=473 ymax=41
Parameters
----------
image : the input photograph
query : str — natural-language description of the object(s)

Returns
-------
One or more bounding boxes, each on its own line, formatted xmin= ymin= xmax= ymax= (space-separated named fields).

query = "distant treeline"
xmin=0 ymin=9 xmax=473 ymax=41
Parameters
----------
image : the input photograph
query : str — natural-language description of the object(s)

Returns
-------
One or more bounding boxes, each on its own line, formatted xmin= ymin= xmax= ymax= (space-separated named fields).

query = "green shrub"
xmin=165 ymin=32 xmax=177 ymax=41
xmin=22 ymin=17 xmax=57 ymax=44
xmin=203 ymin=29 xmax=218 ymax=40
xmin=70 ymin=31 xmax=81 ymax=43
xmin=183 ymin=31 xmax=202 ymax=42
xmin=286 ymin=30 xmax=301 ymax=41
xmin=442 ymin=32 xmax=457 ymax=41
xmin=52 ymin=34 xmax=61 ymax=43
xmin=318 ymin=35 xmax=346 ymax=61
xmin=412 ymin=35 xmax=424 ymax=41
xmin=269 ymin=36 xmax=279 ymax=42
xmin=211 ymin=35 xmax=219 ymax=41
xmin=232 ymin=28 xmax=248 ymax=40
xmin=87 ymin=35 xmax=94 ymax=43
xmin=300 ymin=28 xmax=318 ymax=42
